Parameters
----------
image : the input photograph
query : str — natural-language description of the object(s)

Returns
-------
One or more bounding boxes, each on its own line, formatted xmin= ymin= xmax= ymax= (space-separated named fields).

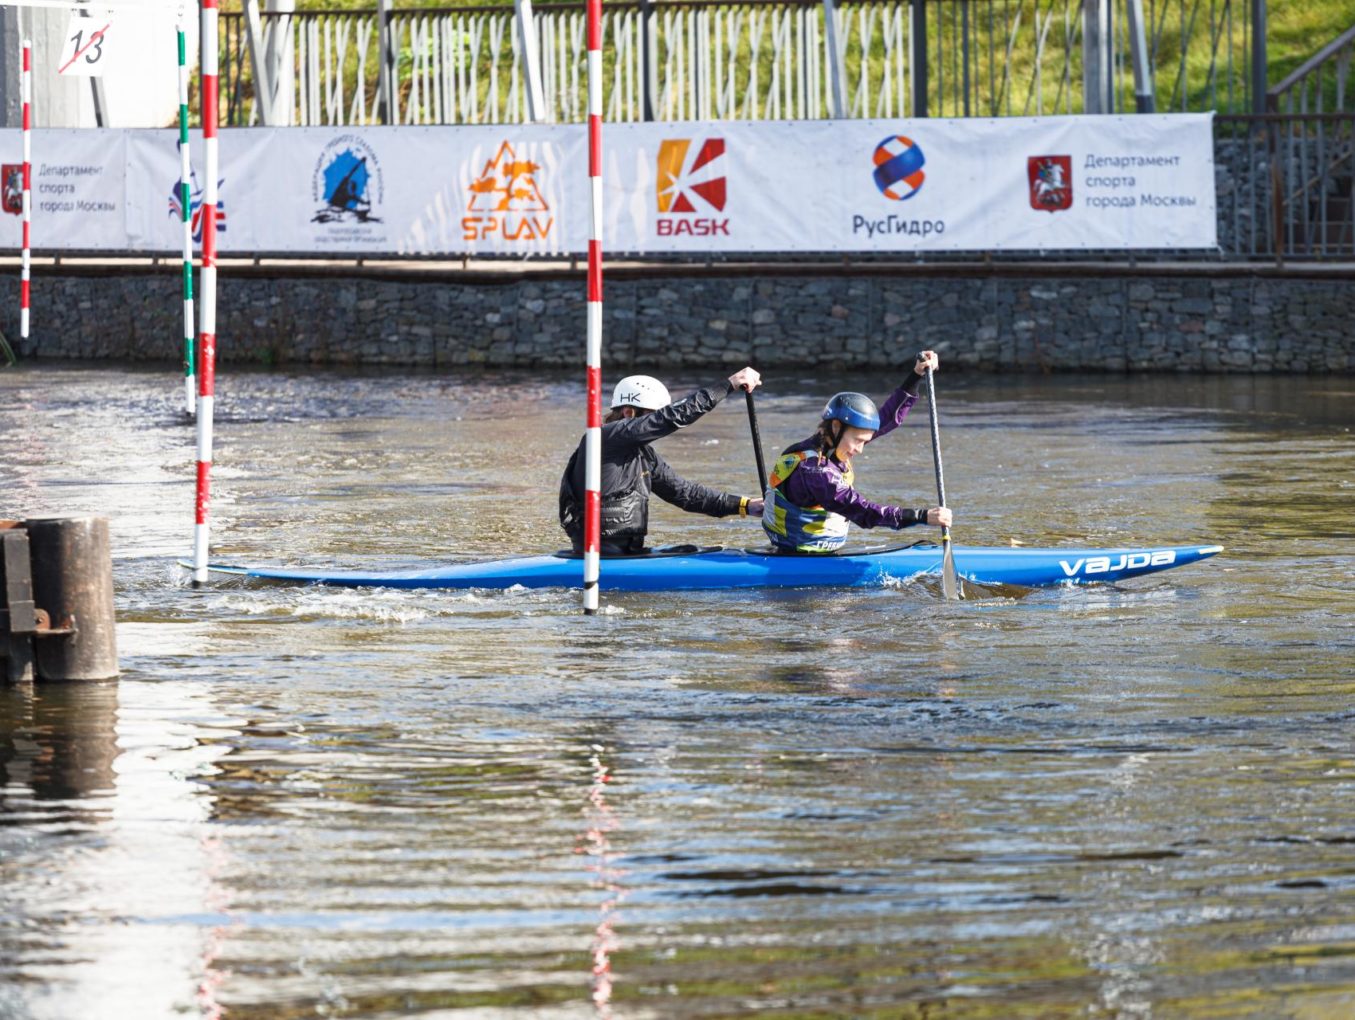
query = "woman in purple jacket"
xmin=761 ymin=351 xmax=952 ymax=553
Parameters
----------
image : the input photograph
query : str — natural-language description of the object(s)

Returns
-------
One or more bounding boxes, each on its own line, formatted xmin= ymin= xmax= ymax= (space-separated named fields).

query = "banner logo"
xmin=312 ymin=135 xmax=383 ymax=224
xmin=1028 ymin=155 xmax=1072 ymax=212
xmin=656 ymin=138 xmax=729 ymax=237
xmin=1 ymin=164 xmax=21 ymax=215
xmin=167 ymin=170 xmax=227 ymax=243
xmin=872 ymin=135 xmax=926 ymax=200
xmin=462 ymin=141 xmax=553 ymax=242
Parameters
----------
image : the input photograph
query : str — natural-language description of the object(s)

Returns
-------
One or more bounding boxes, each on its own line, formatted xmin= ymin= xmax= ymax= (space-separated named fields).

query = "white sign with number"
xmin=58 ymin=14 xmax=114 ymax=77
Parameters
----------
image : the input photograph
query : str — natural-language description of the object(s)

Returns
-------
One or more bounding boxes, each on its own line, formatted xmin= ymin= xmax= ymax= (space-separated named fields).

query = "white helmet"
xmin=610 ymin=375 xmax=671 ymax=411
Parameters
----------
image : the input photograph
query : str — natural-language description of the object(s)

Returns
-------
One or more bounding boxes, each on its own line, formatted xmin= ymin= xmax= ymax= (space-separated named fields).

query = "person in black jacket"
xmin=559 ymin=367 xmax=764 ymax=554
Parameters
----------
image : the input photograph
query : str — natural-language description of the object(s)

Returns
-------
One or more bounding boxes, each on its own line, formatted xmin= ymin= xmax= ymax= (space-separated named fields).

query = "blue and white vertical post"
xmin=582 ymin=0 xmax=603 ymax=615
xmin=177 ymin=19 xmax=196 ymax=415
xmin=20 ymin=40 xmax=31 ymax=344
xmin=193 ymin=0 xmax=219 ymax=585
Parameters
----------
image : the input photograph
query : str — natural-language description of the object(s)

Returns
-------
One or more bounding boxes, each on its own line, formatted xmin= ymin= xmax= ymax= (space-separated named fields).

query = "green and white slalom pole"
xmin=177 ymin=16 xmax=196 ymax=415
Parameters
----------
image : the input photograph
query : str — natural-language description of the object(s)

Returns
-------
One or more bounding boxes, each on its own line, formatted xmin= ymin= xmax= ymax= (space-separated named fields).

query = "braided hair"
xmin=815 ymin=419 xmax=843 ymax=456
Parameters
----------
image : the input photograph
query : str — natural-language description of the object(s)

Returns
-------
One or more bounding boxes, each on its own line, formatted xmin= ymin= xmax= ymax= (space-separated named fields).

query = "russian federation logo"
xmin=872 ymin=135 xmax=925 ymax=201
xmin=1 ymin=164 xmax=21 ymax=215
xmin=1028 ymin=155 xmax=1072 ymax=212
xmin=656 ymin=138 xmax=729 ymax=237
xmin=463 ymin=141 xmax=553 ymax=242
xmin=313 ymin=135 xmax=383 ymax=224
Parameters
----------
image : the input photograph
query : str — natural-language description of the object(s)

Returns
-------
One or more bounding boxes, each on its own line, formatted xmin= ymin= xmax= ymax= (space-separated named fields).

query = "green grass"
xmin=1265 ymin=0 xmax=1355 ymax=107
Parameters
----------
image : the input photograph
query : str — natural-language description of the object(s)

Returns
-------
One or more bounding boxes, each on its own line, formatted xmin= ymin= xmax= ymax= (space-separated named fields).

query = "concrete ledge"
xmin=3 ymin=254 xmax=1355 ymax=283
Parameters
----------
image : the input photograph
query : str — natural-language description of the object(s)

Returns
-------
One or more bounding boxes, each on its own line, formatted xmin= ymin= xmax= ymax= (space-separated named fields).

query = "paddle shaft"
xmin=925 ymin=370 xmax=949 ymax=511
xmin=745 ymin=388 xmax=768 ymax=494
xmin=924 ymin=367 xmax=961 ymax=600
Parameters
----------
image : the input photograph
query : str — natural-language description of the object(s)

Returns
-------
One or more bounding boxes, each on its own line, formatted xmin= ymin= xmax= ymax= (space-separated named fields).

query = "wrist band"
xmin=739 ymin=496 xmax=749 ymax=517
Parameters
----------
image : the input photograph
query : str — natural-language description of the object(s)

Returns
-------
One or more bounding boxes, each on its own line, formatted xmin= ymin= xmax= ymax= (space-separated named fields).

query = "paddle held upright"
xmin=925 ymin=367 xmax=962 ymax=600
xmin=745 ymin=388 xmax=768 ymax=494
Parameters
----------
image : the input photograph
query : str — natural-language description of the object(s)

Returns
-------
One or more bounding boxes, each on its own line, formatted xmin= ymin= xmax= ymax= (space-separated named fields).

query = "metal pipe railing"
xmin=213 ymin=0 xmax=1264 ymax=127
xmin=1267 ymin=23 xmax=1355 ymax=116
xmin=1216 ymin=114 xmax=1355 ymax=263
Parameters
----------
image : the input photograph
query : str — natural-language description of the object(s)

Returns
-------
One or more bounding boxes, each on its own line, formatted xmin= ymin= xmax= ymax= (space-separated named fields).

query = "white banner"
xmin=0 ymin=131 xmax=128 ymax=249
xmin=603 ymin=114 xmax=1216 ymax=252
xmin=123 ymin=126 xmax=582 ymax=256
xmin=3 ymin=116 xmax=1216 ymax=254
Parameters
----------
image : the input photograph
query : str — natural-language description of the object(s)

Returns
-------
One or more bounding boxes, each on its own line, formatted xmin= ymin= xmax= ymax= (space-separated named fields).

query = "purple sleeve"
xmin=782 ymin=457 xmax=923 ymax=531
xmin=871 ymin=371 xmax=924 ymax=442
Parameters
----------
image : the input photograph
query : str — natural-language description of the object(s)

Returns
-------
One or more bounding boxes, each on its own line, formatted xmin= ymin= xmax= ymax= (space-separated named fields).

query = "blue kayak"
xmin=193 ymin=542 xmax=1223 ymax=591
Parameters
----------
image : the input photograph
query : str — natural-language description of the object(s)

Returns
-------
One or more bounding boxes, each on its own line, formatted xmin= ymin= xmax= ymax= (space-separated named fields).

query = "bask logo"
xmin=656 ymin=138 xmax=729 ymax=237
xmin=462 ymin=141 xmax=554 ymax=242
xmin=1028 ymin=155 xmax=1073 ymax=212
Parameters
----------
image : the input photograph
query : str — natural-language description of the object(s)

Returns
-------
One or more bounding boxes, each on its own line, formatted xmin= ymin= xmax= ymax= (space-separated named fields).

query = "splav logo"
xmin=462 ymin=141 xmax=553 ymax=242
xmin=656 ymin=138 xmax=728 ymax=237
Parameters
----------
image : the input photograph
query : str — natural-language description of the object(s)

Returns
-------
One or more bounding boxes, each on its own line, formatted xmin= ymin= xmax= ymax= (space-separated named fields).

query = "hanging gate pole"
xmin=20 ymin=39 xmax=31 ymax=346
xmin=582 ymin=0 xmax=603 ymax=615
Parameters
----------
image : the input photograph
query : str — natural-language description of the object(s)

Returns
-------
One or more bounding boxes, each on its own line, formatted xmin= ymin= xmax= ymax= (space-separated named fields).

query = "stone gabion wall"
xmin=4 ymin=268 xmax=1351 ymax=373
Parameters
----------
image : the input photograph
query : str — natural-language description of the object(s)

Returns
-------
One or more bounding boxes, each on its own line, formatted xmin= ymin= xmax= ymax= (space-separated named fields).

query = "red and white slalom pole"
xmin=192 ymin=0 xmax=219 ymax=585
xmin=582 ymin=0 xmax=603 ymax=615
xmin=177 ymin=21 xmax=196 ymax=415
xmin=20 ymin=39 xmax=31 ymax=345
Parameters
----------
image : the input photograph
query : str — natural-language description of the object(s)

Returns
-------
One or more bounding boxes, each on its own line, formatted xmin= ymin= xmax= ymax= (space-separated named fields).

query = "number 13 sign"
xmin=59 ymin=15 xmax=114 ymax=77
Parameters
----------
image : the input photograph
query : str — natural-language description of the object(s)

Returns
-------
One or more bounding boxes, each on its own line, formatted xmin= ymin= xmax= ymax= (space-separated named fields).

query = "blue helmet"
xmin=821 ymin=392 xmax=880 ymax=431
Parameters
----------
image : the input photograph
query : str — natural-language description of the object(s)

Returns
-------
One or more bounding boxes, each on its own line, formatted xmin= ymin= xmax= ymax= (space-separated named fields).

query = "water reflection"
xmin=0 ymin=681 xmax=119 ymax=822
xmin=0 ymin=677 xmax=233 ymax=1020
xmin=0 ymin=366 xmax=1352 ymax=1018
xmin=584 ymin=746 xmax=623 ymax=1019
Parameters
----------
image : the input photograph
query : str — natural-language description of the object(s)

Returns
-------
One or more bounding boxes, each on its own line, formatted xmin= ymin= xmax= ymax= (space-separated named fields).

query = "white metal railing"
xmin=219 ymin=0 xmax=1264 ymax=127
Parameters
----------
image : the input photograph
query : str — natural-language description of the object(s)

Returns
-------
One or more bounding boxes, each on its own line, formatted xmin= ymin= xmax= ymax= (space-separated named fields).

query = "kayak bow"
xmin=190 ymin=542 xmax=1224 ymax=592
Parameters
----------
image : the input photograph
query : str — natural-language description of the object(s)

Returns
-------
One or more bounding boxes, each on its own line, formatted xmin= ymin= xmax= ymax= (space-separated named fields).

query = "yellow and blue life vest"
xmin=761 ymin=449 xmax=853 ymax=552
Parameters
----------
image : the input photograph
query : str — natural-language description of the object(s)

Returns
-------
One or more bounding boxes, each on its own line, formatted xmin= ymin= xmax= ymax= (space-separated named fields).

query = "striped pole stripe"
xmin=20 ymin=40 xmax=31 ymax=344
xmin=193 ymin=0 xmax=219 ymax=586
xmin=582 ymin=0 xmax=603 ymax=615
xmin=178 ymin=24 xmax=196 ymax=416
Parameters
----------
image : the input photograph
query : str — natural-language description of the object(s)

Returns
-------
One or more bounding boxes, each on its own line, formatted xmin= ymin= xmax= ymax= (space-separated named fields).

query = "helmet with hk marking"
xmin=822 ymin=392 xmax=880 ymax=431
xmin=611 ymin=375 xmax=671 ymax=411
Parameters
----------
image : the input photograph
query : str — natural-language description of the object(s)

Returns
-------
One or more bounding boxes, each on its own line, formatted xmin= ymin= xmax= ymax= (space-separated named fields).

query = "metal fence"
xmin=219 ymin=0 xmax=1265 ymax=128
xmin=1216 ymin=114 xmax=1354 ymax=260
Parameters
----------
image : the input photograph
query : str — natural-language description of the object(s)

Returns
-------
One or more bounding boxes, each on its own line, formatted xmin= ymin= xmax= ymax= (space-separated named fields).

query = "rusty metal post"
xmin=1 ymin=524 xmax=36 ymax=683
xmin=24 ymin=517 xmax=118 ymax=681
xmin=1267 ymin=119 xmax=1286 ymax=268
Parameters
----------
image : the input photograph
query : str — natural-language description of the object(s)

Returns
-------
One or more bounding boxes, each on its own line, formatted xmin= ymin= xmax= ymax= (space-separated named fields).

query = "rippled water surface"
xmin=1 ymin=364 xmax=1352 ymax=1019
